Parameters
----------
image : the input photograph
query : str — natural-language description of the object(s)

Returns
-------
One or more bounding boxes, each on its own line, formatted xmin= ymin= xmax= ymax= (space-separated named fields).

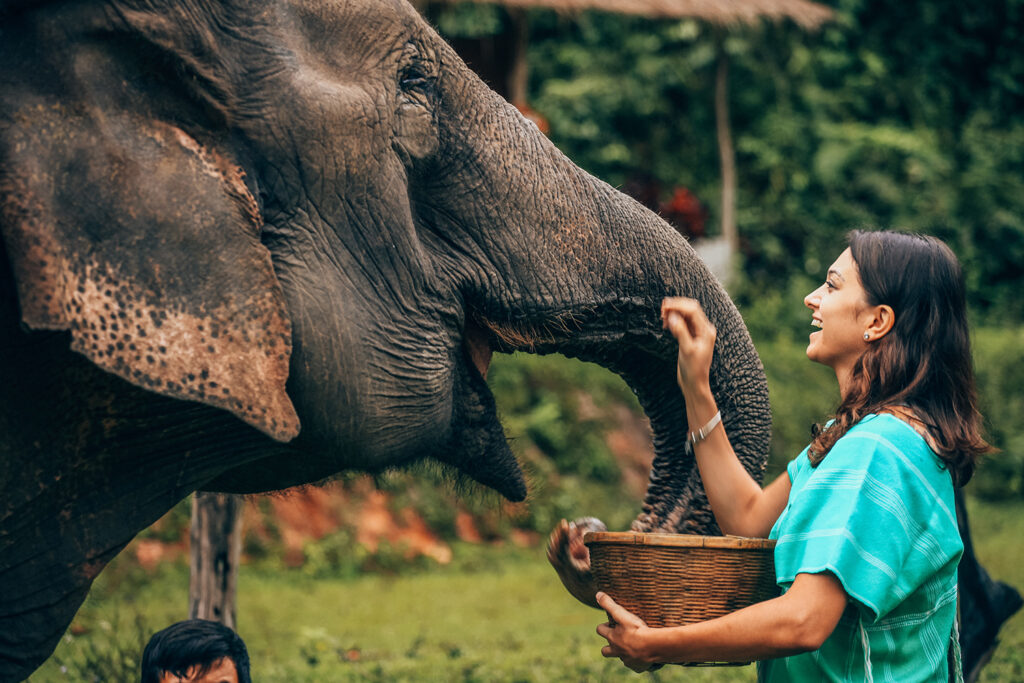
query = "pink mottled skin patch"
xmin=65 ymin=263 xmax=298 ymax=441
xmin=0 ymin=111 xmax=299 ymax=441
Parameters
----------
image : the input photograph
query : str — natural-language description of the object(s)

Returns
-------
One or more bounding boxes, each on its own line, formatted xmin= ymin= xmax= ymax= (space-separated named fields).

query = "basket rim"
xmin=583 ymin=531 xmax=776 ymax=550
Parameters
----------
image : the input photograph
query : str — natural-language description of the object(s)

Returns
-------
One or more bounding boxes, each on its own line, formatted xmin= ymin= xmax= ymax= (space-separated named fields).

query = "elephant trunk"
xmin=584 ymin=185 xmax=772 ymax=533
xmin=532 ymin=183 xmax=773 ymax=534
xmin=424 ymin=59 xmax=772 ymax=532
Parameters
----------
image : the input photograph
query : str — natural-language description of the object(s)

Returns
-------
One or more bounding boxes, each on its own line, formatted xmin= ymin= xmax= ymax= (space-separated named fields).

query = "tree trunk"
xmin=189 ymin=492 xmax=243 ymax=629
xmin=714 ymin=32 xmax=737 ymax=283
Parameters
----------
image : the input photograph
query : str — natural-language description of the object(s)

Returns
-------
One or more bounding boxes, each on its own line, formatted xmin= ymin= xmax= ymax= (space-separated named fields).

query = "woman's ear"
xmin=865 ymin=304 xmax=896 ymax=342
xmin=1 ymin=105 xmax=299 ymax=441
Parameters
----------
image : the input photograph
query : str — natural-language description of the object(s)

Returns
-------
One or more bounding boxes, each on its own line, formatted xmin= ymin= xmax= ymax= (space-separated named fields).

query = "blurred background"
xmin=34 ymin=0 xmax=1024 ymax=680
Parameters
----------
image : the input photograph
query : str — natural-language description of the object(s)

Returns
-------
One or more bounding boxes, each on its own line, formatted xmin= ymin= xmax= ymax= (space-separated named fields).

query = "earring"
xmin=863 ymin=332 xmax=870 ymax=341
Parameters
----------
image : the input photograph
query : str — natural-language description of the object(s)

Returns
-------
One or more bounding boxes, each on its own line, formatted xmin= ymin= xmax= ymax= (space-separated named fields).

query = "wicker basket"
xmin=585 ymin=531 xmax=779 ymax=666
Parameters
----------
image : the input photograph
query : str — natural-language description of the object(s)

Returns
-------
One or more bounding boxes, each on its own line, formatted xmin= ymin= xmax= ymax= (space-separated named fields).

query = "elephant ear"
xmin=0 ymin=103 xmax=299 ymax=441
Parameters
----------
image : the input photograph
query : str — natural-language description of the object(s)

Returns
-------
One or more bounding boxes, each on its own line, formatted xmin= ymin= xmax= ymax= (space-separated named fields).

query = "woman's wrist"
xmin=687 ymin=410 xmax=722 ymax=446
xmin=632 ymin=625 xmax=659 ymax=663
xmin=682 ymin=384 xmax=718 ymax=425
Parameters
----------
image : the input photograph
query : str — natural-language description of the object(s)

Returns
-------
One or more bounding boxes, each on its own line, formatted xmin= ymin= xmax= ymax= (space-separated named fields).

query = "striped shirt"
xmin=758 ymin=414 xmax=962 ymax=682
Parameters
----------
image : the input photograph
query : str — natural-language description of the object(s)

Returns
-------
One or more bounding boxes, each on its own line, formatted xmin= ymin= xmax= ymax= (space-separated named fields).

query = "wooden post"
xmin=507 ymin=8 xmax=529 ymax=106
xmin=713 ymin=31 xmax=737 ymax=282
xmin=189 ymin=492 xmax=243 ymax=629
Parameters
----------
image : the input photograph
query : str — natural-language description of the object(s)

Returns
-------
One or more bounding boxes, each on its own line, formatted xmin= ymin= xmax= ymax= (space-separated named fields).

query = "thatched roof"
xmin=434 ymin=0 xmax=834 ymax=30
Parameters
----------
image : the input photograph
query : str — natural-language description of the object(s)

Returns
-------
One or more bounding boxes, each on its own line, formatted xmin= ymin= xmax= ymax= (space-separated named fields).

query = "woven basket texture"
xmin=586 ymin=532 xmax=779 ymax=666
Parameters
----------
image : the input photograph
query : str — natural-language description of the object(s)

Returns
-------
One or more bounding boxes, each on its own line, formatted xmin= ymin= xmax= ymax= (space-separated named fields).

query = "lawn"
xmin=30 ymin=497 xmax=1024 ymax=682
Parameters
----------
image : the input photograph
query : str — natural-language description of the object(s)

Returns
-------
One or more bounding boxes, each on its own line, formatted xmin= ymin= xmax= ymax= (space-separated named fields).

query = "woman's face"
xmin=803 ymin=248 xmax=874 ymax=377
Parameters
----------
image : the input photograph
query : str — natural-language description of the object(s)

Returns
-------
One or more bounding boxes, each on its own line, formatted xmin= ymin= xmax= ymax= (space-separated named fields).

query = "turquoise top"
xmin=758 ymin=414 xmax=962 ymax=682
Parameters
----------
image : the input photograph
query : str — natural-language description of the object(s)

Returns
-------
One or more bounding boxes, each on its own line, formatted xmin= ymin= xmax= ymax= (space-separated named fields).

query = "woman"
xmin=596 ymin=230 xmax=988 ymax=681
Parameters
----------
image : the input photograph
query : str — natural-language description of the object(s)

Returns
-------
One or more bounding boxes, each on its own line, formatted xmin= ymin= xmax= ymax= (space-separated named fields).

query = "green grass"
xmin=968 ymin=497 xmax=1024 ymax=682
xmin=30 ymin=498 xmax=1024 ymax=682
xmin=31 ymin=547 xmax=751 ymax=682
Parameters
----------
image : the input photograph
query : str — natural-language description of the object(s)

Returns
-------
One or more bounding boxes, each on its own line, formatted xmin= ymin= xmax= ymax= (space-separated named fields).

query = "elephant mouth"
xmin=463 ymin=318 xmax=493 ymax=379
xmin=427 ymin=314 xmax=526 ymax=502
xmin=449 ymin=299 xmax=690 ymax=521
xmin=474 ymin=297 xmax=668 ymax=364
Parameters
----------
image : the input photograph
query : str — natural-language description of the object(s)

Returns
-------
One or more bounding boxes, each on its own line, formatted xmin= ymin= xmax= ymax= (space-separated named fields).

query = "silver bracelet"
xmin=687 ymin=410 xmax=722 ymax=446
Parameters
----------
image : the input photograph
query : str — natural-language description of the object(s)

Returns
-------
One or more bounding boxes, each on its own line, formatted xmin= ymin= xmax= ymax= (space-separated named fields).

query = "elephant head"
xmin=0 ymin=0 xmax=770 ymax=677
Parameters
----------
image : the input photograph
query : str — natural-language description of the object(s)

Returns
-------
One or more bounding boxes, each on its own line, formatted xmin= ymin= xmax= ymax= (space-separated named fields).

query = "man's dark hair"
xmin=140 ymin=619 xmax=251 ymax=683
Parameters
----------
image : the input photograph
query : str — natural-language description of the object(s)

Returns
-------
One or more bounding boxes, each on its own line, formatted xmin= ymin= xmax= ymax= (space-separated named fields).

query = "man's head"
xmin=141 ymin=619 xmax=251 ymax=683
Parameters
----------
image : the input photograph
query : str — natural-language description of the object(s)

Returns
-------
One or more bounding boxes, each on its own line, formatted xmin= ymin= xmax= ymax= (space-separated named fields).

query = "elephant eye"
xmin=400 ymin=65 xmax=433 ymax=94
xmin=398 ymin=41 xmax=437 ymax=99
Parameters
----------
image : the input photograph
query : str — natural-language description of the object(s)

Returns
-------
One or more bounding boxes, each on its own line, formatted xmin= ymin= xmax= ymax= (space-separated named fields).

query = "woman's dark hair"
xmin=809 ymin=229 xmax=989 ymax=486
xmin=141 ymin=619 xmax=251 ymax=683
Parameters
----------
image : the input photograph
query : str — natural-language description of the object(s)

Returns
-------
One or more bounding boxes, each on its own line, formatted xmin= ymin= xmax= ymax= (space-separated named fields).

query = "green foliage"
xmin=298 ymin=528 xmax=438 ymax=580
xmin=48 ymin=614 xmax=151 ymax=683
xmin=954 ymin=113 xmax=1024 ymax=321
xmin=734 ymin=271 xmax=821 ymax=343
xmin=970 ymin=326 xmax=1024 ymax=499
xmin=297 ymin=527 xmax=362 ymax=580
xmin=488 ymin=353 xmax=633 ymax=483
xmin=487 ymin=353 xmax=645 ymax=534
xmin=529 ymin=13 xmax=720 ymax=196
xmin=434 ymin=3 xmax=503 ymax=38
xmin=752 ymin=335 xmax=837 ymax=478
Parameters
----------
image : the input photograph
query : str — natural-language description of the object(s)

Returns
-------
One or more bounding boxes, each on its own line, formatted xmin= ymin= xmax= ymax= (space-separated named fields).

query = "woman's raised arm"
xmin=661 ymin=297 xmax=790 ymax=537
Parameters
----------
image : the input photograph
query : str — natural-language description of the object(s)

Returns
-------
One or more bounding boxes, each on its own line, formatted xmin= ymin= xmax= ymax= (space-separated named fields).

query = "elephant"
xmin=0 ymin=0 xmax=773 ymax=678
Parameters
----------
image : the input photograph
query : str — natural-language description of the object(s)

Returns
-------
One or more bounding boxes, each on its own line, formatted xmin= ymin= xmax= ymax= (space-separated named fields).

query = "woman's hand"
xmin=595 ymin=592 xmax=657 ymax=673
xmin=660 ymin=297 xmax=716 ymax=395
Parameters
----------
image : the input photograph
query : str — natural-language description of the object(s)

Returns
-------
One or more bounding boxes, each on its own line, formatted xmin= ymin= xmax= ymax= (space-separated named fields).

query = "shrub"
xmin=751 ymin=335 xmax=837 ymax=477
xmin=50 ymin=613 xmax=151 ymax=682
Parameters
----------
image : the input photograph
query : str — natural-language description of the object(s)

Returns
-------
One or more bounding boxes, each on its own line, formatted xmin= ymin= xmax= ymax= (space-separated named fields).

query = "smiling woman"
xmin=598 ymin=230 xmax=989 ymax=681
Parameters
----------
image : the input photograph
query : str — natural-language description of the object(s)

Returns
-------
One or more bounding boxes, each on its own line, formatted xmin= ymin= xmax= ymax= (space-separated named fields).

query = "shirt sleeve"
xmin=771 ymin=420 xmax=961 ymax=621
